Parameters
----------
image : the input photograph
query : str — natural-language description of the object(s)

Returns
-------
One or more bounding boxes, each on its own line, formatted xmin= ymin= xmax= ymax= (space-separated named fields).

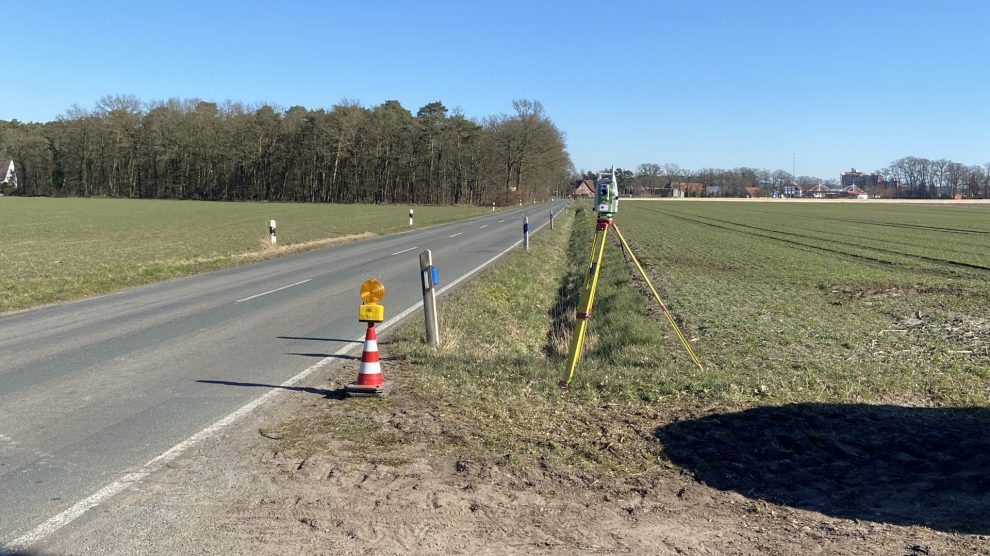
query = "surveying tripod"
xmin=562 ymin=179 xmax=704 ymax=388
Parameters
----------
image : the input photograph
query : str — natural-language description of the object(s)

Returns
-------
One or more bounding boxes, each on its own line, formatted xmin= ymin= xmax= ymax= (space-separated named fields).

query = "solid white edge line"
xmin=390 ymin=246 xmax=418 ymax=256
xmin=234 ymin=279 xmax=311 ymax=303
xmin=1 ymin=335 xmax=364 ymax=553
xmin=0 ymin=211 xmax=558 ymax=554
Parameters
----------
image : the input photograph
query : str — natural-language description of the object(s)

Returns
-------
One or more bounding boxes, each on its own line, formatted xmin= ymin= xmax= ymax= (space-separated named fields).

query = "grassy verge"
xmin=275 ymin=200 xmax=989 ymax=481
xmin=0 ymin=197 xmax=491 ymax=313
xmin=275 ymin=204 xmax=692 ymax=477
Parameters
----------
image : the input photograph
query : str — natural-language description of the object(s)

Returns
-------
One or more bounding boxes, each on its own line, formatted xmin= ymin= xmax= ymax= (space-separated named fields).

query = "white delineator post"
xmin=409 ymin=208 xmax=414 ymax=227
xmin=492 ymin=201 xmax=495 ymax=212
xmin=523 ymin=216 xmax=530 ymax=251
xmin=419 ymin=250 xmax=439 ymax=347
xmin=269 ymin=219 xmax=277 ymax=245
xmin=550 ymin=209 xmax=554 ymax=230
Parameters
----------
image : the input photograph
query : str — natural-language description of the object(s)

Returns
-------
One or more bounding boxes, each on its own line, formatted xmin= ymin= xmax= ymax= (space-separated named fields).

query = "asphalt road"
xmin=0 ymin=200 xmax=570 ymax=548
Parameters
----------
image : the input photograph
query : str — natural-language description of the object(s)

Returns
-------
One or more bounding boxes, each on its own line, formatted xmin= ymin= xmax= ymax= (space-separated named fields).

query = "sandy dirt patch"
xmin=34 ymin=360 xmax=989 ymax=555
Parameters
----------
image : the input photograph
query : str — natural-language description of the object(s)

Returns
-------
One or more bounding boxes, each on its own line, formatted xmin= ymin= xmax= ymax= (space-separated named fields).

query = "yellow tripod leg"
xmin=612 ymin=224 xmax=704 ymax=372
xmin=562 ymin=220 xmax=611 ymax=387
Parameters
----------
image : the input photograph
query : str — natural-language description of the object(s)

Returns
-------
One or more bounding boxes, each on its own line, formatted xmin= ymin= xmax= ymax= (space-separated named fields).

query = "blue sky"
xmin=4 ymin=0 xmax=988 ymax=179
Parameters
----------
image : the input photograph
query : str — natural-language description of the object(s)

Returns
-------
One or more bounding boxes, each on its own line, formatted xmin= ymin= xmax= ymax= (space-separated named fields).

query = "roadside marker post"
xmin=492 ymin=201 xmax=496 ymax=212
xmin=347 ymin=277 xmax=393 ymax=397
xmin=419 ymin=250 xmax=440 ymax=348
xmin=550 ymin=210 xmax=554 ymax=230
xmin=523 ymin=216 xmax=530 ymax=250
xmin=408 ymin=208 xmax=414 ymax=227
xmin=269 ymin=219 xmax=277 ymax=245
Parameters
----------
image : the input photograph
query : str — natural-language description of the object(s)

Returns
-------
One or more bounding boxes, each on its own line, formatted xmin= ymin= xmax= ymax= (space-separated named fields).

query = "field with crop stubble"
xmin=0 ymin=197 xmax=490 ymax=314
xmin=617 ymin=200 xmax=990 ymax=406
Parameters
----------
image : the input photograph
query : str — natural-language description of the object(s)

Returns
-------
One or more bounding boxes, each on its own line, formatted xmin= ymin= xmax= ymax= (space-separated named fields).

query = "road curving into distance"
xmin=0 ymin=200 xmax=570 ymax=550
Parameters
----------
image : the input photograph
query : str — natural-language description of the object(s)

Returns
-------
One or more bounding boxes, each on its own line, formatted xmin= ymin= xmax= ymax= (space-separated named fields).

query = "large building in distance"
xmin=840 ymin=168 xmax=882 ymax=189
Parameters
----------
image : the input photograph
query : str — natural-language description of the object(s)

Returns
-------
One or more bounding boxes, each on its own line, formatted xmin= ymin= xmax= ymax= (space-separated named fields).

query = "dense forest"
xmin=0 ymin=96 xmax=573 ymax=205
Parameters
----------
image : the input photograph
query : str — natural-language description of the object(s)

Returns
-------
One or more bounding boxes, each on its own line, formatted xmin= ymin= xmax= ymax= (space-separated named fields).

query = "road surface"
xmin=0 ymin=200 xmax=569 ymax=549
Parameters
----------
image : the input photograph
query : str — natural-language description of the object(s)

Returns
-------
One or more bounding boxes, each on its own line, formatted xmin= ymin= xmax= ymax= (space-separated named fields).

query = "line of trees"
xmin=595 ymin=158 xmax=989 ymax=198
xmin=883 ymin=156 xmax=990 ymax=199
xmin=585 ymin=164 xmax=827 ymax=197
xmin=0 ymin=96 xmax=573 ymax=205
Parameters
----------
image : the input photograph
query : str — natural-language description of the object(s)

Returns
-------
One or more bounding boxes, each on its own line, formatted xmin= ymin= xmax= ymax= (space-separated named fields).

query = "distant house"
xmin=802 ymin=184 xmax=829 ymax=199
xmin=706 ymin=185 xmax=721 ymax=197
xmin=840 ymin=185 xmax=868 ymax=199
xmin=743 ymin=186 xmax=765 ymax=198
xmin=573 ymin=180 xmax=594 ymax=198
xmin=783 ymin=182 xmax=801 ymax=198
xmin=640 ymin=186 xmax=668 ymax=196
xmin=671 ymin=182 xmax=706 ymax=197
xmin=0 ymin=159 xmax=15 ymax=190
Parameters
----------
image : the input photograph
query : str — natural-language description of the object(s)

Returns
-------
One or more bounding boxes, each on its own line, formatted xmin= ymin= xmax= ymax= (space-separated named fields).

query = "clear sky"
xmin=4 ymin=0 xmax=988 ymax=179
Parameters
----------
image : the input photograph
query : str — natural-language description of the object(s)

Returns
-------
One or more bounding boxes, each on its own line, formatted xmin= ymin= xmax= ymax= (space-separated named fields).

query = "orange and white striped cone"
xmin=346 ymin=322 xmax=393 ymax=397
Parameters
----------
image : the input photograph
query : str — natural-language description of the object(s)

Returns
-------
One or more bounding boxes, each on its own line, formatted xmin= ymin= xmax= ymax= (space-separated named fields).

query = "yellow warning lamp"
xmin=358 ymin=277 xmax=385 ymax=323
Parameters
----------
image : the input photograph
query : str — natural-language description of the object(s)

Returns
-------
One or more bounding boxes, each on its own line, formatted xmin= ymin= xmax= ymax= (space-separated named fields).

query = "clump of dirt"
xmin=939 ymin=315 xmax=990 ymax=359
xmin=892 ymin=310 xmax=932 ymax=329
xmin=890 ymin=312 xmax=990 ymax=362
xmin=831 ymin=284 xmax=957 ymax=301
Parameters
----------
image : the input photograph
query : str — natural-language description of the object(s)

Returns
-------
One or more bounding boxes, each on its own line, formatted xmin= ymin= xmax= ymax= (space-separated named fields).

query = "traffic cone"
xmin=346 ymin=323 xmax=393 ymax=397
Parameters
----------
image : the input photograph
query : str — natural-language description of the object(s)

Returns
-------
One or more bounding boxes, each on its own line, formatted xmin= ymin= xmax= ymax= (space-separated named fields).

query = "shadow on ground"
xmin=0 ymin=548 xmax=49 ymax=556
xmin=197 ymin=379 xmax=346 ymax=400
xmin=284 ymin=352 xmax=360 ymax=360
xmin=655 ymin=403 xmax=990 ymax=534
xmin=276 ymin=336 xmax=362 ymax=344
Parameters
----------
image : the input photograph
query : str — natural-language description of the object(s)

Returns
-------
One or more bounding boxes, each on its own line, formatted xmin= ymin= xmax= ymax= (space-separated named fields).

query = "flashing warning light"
xmin=360 ymin=277 xmax=385 ymax=304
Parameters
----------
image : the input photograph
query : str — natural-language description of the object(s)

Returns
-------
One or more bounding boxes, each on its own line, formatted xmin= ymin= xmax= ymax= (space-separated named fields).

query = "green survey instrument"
xmin=593 ymin=167 xmax=620 ymax=217
xmin=562 ymin=168 xmax=704 ymax=388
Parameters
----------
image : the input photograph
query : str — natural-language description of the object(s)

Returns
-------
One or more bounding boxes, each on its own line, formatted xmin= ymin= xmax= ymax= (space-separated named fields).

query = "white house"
xmin=0 ymin=159 xmax=16 ymax=190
